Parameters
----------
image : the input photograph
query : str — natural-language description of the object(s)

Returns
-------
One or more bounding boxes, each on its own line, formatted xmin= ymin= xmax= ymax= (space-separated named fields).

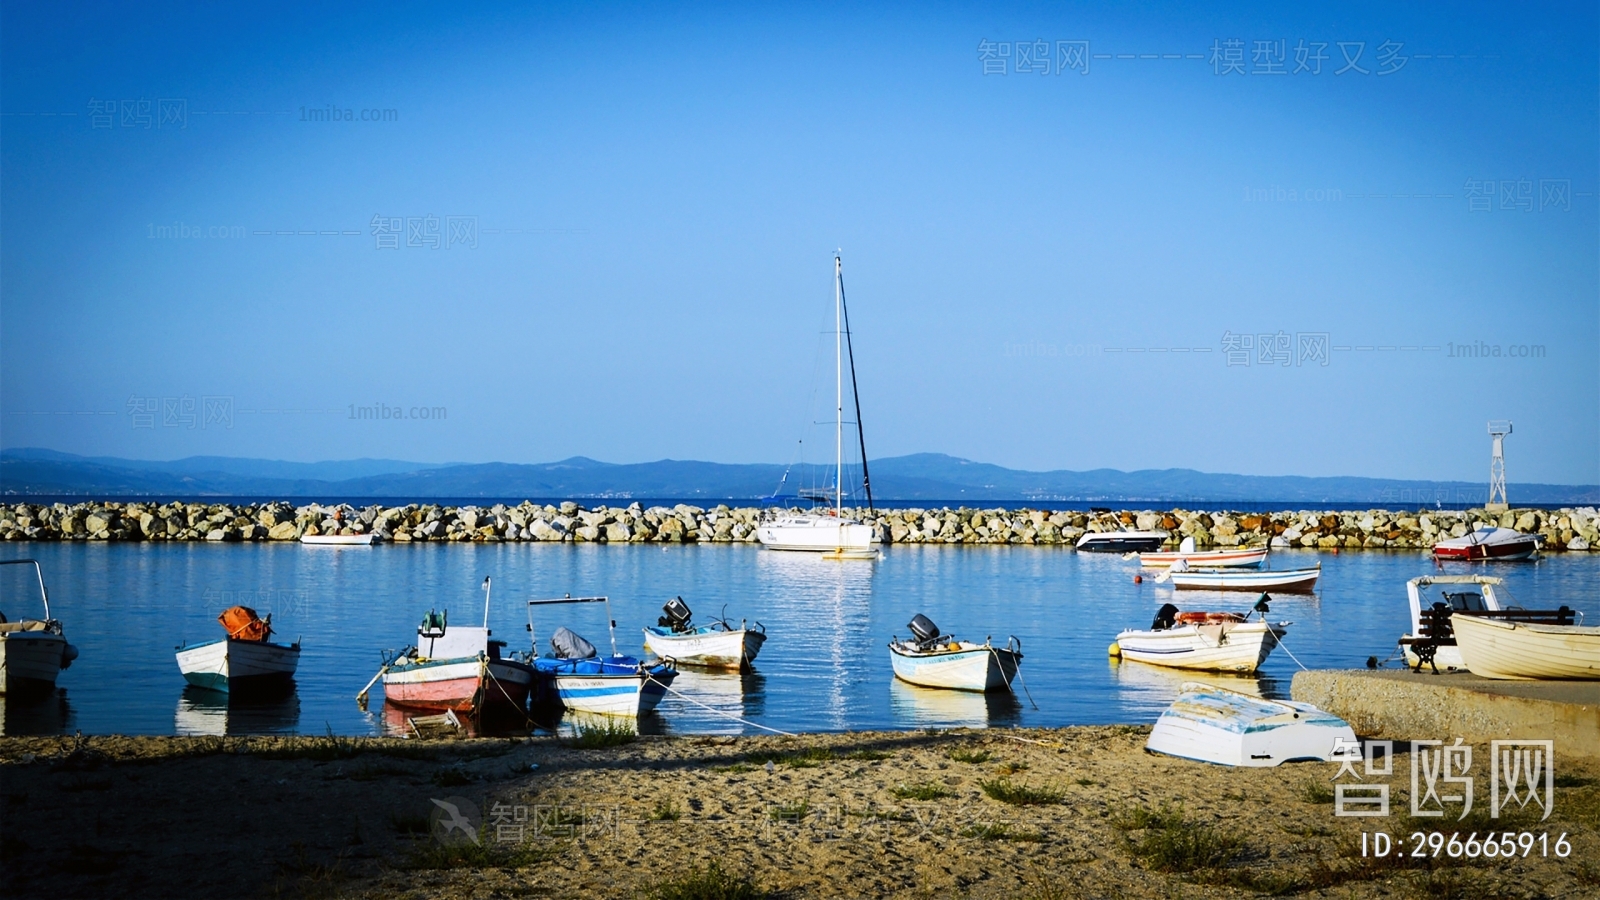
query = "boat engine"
xmin=660 ymin=596 xmax=693 ymax=633
xmin=908 ymin=613 xmax=942 ymax=648
xmin=1150 ymin=603 xmax=1179 ymax=631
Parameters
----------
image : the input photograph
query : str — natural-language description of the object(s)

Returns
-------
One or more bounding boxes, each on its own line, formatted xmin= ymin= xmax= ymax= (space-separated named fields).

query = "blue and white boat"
xmin=887 ymin=614 xmax=1021 ymax=692
xmin=529 ymin=596 xmax=677 ymax=716
xmin=642 ymin=597 xmax=766 ymax=670
xmin=1146 ymin=681 xmax=1359 ymax=767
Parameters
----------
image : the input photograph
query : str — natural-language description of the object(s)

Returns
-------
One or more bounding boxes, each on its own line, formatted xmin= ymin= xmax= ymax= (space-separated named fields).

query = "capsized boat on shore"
xmin=642 ymin=597 xmax=766 ymax=670
xmin=1146 ymin=681 xmax=1360 ymax=767
xmin=370 ymin=577 xmax=534 ymax=714
xmin=887 ymin=614 xmax=1022 ymax=692
xmin=1111 ymin=597 xmax=1287 ymax=673
xmin=0 ymin=559 xmax=78 ymax=696
xmin=175 ymin=605 xmax=300 ymax=694
xmin=529 ymin=595 xmax=677 ymax=716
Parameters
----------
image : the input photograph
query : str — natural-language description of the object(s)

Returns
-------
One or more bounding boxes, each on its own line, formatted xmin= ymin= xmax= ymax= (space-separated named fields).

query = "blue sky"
xmin=2 ymin=2 xmax=1596 ymax=484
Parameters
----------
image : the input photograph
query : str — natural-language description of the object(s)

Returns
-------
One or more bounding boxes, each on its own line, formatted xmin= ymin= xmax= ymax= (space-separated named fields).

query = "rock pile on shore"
xmin=2 ymin=500 xmax=1597 ymax=550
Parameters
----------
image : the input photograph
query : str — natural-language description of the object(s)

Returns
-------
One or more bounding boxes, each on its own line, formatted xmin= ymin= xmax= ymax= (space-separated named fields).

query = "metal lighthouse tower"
xmin=1486 ymin=420 xmax=1511 ymax=512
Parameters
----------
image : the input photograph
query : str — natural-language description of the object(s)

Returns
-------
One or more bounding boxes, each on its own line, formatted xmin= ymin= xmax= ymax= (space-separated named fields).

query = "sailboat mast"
xmin=834 ymin=254 xmax=843 ymax=517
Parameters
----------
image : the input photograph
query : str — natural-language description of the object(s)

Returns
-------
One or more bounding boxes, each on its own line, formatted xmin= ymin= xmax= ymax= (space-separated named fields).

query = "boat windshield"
xmin=1441 ymin=590 xmax=1487 ymax=612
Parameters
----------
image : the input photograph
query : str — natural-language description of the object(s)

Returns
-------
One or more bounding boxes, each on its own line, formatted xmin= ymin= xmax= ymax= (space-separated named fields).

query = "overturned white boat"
xmin=1111 ymin=598 xmax=1286 ymax=673
xmin=642 ymin=597 xmax=766 ymax=670
xmin=888 ymin=614 xmax=1022 ymax=692
xmin=1146 ymin=681 xmax=1360 ymax=767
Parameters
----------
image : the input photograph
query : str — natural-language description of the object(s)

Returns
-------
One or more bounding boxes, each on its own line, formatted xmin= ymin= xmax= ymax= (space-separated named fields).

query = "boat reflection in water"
xmin=888 ymin=678 xmax=1021 ymax=729
xmin=174 ymin=685 xmax=300 ymax=736
xmin=379 ymin=699 xmax=535 ymax=738
xmin=650 ymin=668 xmax=767 ymax=735
xmin=0 ymin=690 xmax=75 ymax=736
xmin=1108 ymin=657 xmax=1287 ymax=722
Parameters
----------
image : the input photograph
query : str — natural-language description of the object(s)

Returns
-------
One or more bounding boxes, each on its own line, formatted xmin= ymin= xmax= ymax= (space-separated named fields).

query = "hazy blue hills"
xmin=2 ymin=448 xmax=1595 ymax=505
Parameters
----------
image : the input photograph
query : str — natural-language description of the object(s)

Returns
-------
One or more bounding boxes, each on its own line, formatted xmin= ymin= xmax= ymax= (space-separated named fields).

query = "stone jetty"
xmin=1 ymin=501 xmax=1597 ymax=550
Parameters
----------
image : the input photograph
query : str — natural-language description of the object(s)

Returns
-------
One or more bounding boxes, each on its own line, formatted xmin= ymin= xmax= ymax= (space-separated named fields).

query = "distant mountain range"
xmin=3 ymin=448 xmax=1595 ymax=506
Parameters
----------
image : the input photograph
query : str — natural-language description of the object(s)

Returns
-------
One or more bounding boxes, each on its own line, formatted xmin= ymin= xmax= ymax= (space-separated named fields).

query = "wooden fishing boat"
xmin=176 ymin=606 xmax=300 ymax=693
xmin=1133 ymin=537 xmax=1269 ymax=569
xmin=887 ymin=614 xmax=1022 ymax=692
xmin=1432 ymin=526 xmax=1539 ymax=561
xmin=371 ymin=577 xmax=534 ymax=713
xmin=529 ymin=595 xmax=677 ymax=716
xmin=1163 ymin=565 xmax=1320 ymax=593
xmin=642 ymin=597 xmax=766 ymax=669
xmin=0 ymin=559 xmax=78 ymax=696
xmin=1451 ymin=611 xmax=1600 ymax=680
xmin=1146 ymin=681 xmax=1360 ymax=767
xmin=1111 ymin=600 xmax=1286 ymax=673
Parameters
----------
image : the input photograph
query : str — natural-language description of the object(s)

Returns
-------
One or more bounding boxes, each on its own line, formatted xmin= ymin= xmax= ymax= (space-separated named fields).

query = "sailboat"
xmin=756 ymin=253 xmax=880 ymax=558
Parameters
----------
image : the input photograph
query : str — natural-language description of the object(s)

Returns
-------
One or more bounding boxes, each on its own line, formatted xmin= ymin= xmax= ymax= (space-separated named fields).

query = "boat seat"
xmin=0 ymin=619 xmax=49 ymax=633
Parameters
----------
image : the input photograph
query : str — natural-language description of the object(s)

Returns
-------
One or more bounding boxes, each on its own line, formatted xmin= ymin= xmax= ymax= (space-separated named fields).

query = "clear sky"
xmin=2 ymin=2 xmax=1596 ymax=484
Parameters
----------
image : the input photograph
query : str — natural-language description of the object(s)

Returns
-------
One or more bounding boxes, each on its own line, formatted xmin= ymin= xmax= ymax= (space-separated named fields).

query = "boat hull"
xmin=757 ymin=517 xmax=877 ymax=552
xmin=381 ymin=657 xmax=533 ymax=711
xmin=1077 ymin=532 xmax=1167 ymax=553
xmin=175 ymin=638 xmax=301 ymax=693
xmin=0 ymin=631 xmax=68 ymax=695
xmin=1147 ymin=682 xmax=1359 ymax=767
xmin=888 ymin=645 xmax=1020 ymax=692
xmin=1451 ymin=615 xmax=1600 ymax=680
xmin=1432 ymin=528 xmax=1539 ymax=561
xmin=1114 ymin=622 xmax=1284 ymax=673
xmin=1169 ymin=568 xmax=1320 ymax=592
xmin=532 ymin=656 xmax=677 ymax=716
xmin=1136 ymin=547 xmax=1269 ymax=568
xmin=642 ymin=627 xmax=765 ymax=669
xmin=299 ymin=533 xmax=375 ymax=546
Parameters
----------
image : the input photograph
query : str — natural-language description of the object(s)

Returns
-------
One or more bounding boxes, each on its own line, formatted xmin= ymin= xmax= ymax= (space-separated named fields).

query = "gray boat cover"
xmin=550 ymin=626 xmax=598 ymax=659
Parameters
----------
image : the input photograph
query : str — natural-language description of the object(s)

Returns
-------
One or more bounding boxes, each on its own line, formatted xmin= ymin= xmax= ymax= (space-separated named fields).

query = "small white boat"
xmin=0 ymin=559 xmax=78 ymax=696
xmin=1432 ymin=526 xmax=1539 ymax=561
xmin=887 ymin=614 xmax=1022 ymax=692
xmin=300 ymin=533 xmax=375 ymax=546
xmin=176 ymin=606 xmax=300 ymax=693
xmin=1133 ymin=537 xmax=1269 ymax=569
xmin=1146 ymin=681 xmax=1360 ymax=767
xmin=1076 ymin=529 xmax=1168 ymax=553
xmin=1111 ymin=600 xmax=1287 ymax=673
xmin=642 ymin=597 xmax=766 ymax=669
xmin=1162 ymin=564 xmax=1320 ymax=593
xmin=1451 ymin=612 xmax=1600 ymax=680
xmin=529 ymin=595 xmax=677 ymax=716
xmin=1397 ymin=575 xmax=1508 ymax=672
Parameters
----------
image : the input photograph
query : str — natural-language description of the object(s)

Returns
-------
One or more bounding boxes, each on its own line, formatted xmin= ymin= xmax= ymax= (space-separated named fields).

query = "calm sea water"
xmin=2 ymin=542 xmax=1595 ymax=737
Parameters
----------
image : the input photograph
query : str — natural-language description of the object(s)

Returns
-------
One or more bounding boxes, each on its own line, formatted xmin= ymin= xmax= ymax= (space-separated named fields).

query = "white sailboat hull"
xmin=757 ymin=517 xmax=876 ymax=552
xmin=888 ymin=644 xmax=1020 ymax=692
xmin=1451 ymin=615 xmax=1600 ymax=680
xmin=1114 ymin=621 xmax=1284 ymax=673
xmin=1147 ymin=682 xmax=1359 ymax=767
xmin=642 ymin=628 xmax=765 ymax=669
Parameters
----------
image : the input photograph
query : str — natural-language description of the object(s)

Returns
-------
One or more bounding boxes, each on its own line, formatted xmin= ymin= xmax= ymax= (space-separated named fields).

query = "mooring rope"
xmin=988 ymin=642 xmax=1038 ymax=710
xmin=645 ymin=673 xmax=796 ymax=737
xmin=1271 ymin=631 xmax=1312 ymax=672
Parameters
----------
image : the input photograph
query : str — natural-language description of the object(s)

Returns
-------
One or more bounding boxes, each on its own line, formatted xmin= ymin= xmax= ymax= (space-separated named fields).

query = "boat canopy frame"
xmin=0 ymin=559 xmax=51 ymax=620
xmin=527 ymin=595 xmax=619 ymax=659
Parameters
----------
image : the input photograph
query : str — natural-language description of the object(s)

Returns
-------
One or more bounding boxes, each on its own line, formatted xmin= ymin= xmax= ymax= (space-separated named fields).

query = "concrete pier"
xmin=1292 ymin=668 xmax=1600 ymax=758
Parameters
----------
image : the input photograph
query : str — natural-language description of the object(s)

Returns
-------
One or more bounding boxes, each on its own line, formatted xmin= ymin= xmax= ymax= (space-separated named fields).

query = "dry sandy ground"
xmin=2 ymin=728 xmax=1597 ymax=900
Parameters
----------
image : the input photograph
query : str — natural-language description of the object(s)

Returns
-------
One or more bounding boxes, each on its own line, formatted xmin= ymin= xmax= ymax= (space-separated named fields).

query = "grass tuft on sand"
xmin=979 ymin=777 xmax=1064 ymax=806
xmin=946 ymin=747 xmax=990 ymax=764
xmin=1114 ymin=804 xmax=1241 ymax=873
xmin=568 ymin=721 xmax=637 ymax=749
xmin=649 ymin=861 xmax=768 ymax=900
xmin=891 ymin=782 xmax=952 ymax=801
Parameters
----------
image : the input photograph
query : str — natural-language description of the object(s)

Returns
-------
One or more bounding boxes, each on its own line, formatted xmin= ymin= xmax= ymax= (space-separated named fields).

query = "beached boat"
xmin=887 ymin=614 xmax=1022 ymax=692
xmin=642 ymin=597 xmax=766 ymax=669
xmin=371 ymin=577 xmax=534 ymax=713
xmin=175 ymin=606 xmax=300 ymax=693
xmin=1451 ymin=612 xmax=1600 ymax=680
xmin=1146 ymin=681 xmax=1360 ymax=767
xmin=300 ymin=533 xmax=376 ymax=546
xmin=1133 ymin=537 xmax=1269 ymax=568
xmin=0 ymin=559 xmax=78 ymax=696
xmin=757 ymin=254 xmax=879 ymax=556
xmin=1432 ymin=526 xmax=1539 ymax=561
xmin=1162 ymin=564 xmax=1320 ymax=593
xmin=1111 ymin=600 xmax=1286 ymax=673
xmin=529 ymin=595 xmax=677 ymax=716
xmin=1397 ymin=575 xmax=1508 ymax=672
xmin=1076 ymin=530 xmax=1168 ymax=553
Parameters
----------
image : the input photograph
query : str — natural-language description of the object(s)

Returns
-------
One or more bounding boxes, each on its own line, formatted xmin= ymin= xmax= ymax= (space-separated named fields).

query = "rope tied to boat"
xmin=989 ymin=638 xmax=1038 ymax=710
xmin=643 ymin=673 xmax=796 ymax=737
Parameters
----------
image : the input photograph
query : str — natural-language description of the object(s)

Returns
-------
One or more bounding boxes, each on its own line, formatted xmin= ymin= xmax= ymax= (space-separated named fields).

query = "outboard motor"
xmin=550 ymin=626 xmax=598 ymax=660
xmin=1253 ymin=594 xmax=1273 ymax=617
xmin=1150 ymin=603 xmax=1179 ymax=631
xmin=659 ymin=597 xmax=693 ymax=633
xmin=908 ymin=613 xmax=941 ymax=649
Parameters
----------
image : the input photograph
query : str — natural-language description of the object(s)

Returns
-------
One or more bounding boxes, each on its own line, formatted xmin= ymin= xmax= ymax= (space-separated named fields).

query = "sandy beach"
xmin=2 ymin=727 xmax=1596 ymax=900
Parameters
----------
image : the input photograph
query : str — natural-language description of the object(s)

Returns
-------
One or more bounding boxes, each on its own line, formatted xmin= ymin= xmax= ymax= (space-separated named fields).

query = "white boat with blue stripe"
xmin=888 ymin=614 xmax=1022 ymax=692
xmin=528 ymin=595 xmax=677 ymax=717
xmin=642 ymin=597 xmax=766 ymax=670
xmin=1146 ymin=681 xmax=1360 ymax=768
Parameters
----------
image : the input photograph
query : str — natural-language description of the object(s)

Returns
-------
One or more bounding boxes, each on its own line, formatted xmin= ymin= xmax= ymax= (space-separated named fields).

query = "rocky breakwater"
xmin=1 ymin=501 xmax=1596 ymax=551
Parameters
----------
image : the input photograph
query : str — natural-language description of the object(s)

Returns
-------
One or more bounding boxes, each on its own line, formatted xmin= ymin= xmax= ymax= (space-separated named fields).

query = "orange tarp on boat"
xmin=218 ymin=606 xmax=272 ymax=641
